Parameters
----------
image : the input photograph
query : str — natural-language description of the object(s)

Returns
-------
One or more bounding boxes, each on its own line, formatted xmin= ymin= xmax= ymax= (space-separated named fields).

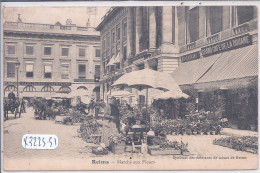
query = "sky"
xmin=3 ymin=6 xmax=111 ymax=27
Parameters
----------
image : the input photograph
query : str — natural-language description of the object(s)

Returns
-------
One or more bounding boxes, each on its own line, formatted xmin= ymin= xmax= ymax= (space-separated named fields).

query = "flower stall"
xmin=213 ymin=136 xmax=258 ymax=154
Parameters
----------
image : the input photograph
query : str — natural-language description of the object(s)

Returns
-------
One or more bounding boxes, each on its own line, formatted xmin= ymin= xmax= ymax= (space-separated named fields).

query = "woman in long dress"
xmin=102 ymin=97 xmax=120 ymax=147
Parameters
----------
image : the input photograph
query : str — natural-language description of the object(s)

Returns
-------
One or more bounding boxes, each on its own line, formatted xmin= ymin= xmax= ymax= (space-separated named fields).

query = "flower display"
xmin=213 ymin=136 xmax=258 ymax=154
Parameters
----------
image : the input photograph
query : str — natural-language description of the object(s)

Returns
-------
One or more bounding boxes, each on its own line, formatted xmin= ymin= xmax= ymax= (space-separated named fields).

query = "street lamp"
xmin=15 ymin=60 xmax=20 ymax=98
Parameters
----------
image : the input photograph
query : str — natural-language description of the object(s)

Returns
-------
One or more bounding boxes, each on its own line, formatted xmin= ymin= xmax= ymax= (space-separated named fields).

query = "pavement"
xmin=3 ymin=107 xmax=259 ymax=171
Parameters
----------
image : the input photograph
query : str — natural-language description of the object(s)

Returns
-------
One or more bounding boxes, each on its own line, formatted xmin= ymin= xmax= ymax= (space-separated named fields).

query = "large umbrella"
xmin=107 ymin=90 xmax=134 ymax=98
xmin=112 ymin=69 xmax=185 ymax=134
xmin=154 ymin=90 xmax=189 ymax=100
xmin=113 ymin=68 xmax=182 ymax=92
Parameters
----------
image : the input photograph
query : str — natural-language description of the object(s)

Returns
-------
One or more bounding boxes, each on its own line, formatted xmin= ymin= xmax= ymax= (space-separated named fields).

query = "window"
xmin=62 ymin=48 xmax=69 ymax=56
xmin=237 ymin=6 xmax=254 ymax=25
xmin=61 ymin=64 xmax=69 ymax=79
xmin=117 ymin=27 xmax=121 ymax=40
xmin=26 ymin=46 xmax=34 ymax=55
xmin=7 ymin=62 xmax=15 ymax=78
xmin=23 ymin=85 xmax=36 ymax=92
xmin=25 ymin=64 xmax=34 ymax=78
xmin=123 ymin=46 xmax=127 ymax=60
xmin=95 ymin=65 xmax=100 ymax=81
xmin=188 ymin=7 xmax=199 ymax=43
xmin=79 ymin=48 xmax=85 ymax=57
xmin=41 ymin=85 xmax=54 ymax=92
xmin=44 ymin=65 xmax=52 ymax=78
xmin=123 ymin=22 xmax=127 ymax=36
xmin=59 ymin=86 xmax=71 ymax=93
xmin=107 ymin=35 xmax=110 ymax=48
xmin=44 ymin=47 xmax=51 ymax=55
xmin=102 ymin=39 xmax=106 ymax=51
xmin=112 ymin=32 xmax=115 ymax=43
xmin=78 ymin=64 xmax=86 ymax=78
xmin=137 ymin=63 xmax=144 ymax=70
xmin=7 ymin=45 xmax=15 ymax=55
xmin=95 ymin=49 xmax=101 ymax=57
xmin=209 ymin=7 xmax=223 ymax=35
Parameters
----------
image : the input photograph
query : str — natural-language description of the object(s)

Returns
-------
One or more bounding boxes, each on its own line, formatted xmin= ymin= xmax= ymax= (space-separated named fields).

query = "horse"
xmin=4 ymin=98 xmax=21 ymax=120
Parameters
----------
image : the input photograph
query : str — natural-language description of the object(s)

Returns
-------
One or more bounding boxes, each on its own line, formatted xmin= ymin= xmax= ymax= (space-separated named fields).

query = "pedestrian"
xmin=20 ymin=98 xmax=26 ymax=113
xmin=102 ymin=97 xmax=120 ymax=147
xmin=88 ymin=99 xmax=95 ymax=116
xmin=94 ymin=99 xmax=101 ymax=119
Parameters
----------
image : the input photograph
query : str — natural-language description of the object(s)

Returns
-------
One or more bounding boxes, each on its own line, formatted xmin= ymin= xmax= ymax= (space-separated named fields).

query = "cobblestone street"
xmin=3 ymin=108 xmax=258 ymax=171
xmin=3 ymin=108 xmax=92 ymax=160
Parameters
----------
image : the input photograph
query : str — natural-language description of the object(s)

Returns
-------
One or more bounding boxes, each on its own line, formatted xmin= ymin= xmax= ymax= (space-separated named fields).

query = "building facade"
xmin=97 ymin=6 xmax=258 ymax=129
xmin=3 ymin=16 xmax=101 ymax=99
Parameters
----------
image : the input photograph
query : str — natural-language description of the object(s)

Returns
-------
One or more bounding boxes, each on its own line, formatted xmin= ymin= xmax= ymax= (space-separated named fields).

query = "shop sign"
xmin=201 ymin=34 xmax=252 ymax=57
xmin=181 ymin=51 xmax=200 ymax=62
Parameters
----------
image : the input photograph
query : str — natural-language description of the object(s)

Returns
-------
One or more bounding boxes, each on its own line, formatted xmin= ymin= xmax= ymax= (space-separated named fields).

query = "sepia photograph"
xmin=1 ymin=2 xmax=259 ymax=171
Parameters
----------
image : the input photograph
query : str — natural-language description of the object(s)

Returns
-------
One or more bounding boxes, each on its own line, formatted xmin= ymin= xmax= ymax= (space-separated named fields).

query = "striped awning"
xmin=171 ymin=53 xmax=221 ymax=85
xmin=171 ymin=44 xmax=258 ymax=91
xmin=197 ymin=44 xmax=258 ymax=84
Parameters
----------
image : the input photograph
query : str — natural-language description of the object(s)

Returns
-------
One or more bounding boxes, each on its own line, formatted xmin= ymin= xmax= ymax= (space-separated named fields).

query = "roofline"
xmin=96 ymin=7 xmax=123 ymax=31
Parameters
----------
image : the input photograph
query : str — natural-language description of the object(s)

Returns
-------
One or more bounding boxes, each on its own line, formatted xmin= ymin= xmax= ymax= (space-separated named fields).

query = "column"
xmin=161 ymin=6 xmax=172 ymax=44
xmin=127 ymin=7 xmax=134 ymax=57
xmin=135 ymin=7 xmax=143 ymax=53
xmin=149 ymin=7 xmax=157 ymax=49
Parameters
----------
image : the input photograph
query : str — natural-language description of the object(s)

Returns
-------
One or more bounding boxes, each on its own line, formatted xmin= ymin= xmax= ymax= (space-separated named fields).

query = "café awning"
xmin=171 ymin=44 xmax=258 ymax=91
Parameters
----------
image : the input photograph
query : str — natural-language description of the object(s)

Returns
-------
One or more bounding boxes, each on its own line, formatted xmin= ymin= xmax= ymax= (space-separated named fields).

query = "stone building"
xmin=3 ymin=16 xmax=101 ymax=100
xmin=97 ymin=6 xmax=258 ymax=129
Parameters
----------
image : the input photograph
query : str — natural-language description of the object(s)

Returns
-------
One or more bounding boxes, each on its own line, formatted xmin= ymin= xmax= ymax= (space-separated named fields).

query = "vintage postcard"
xmin=1 ymin=1 xmax=259 ymax=171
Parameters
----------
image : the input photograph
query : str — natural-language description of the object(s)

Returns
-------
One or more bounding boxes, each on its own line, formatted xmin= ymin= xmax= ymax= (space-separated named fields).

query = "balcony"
xmin=4 ymin=21 xmax=99 ymax=36
xmin=128 ymin=49 xmax=161 ymax=64
xmin=180 ymin=19 xmax=258 ymax=53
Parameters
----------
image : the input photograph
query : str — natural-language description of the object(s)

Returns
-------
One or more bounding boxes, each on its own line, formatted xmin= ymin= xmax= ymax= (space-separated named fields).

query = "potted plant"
xmin=109 ymin=134 xmax=126 ymax=154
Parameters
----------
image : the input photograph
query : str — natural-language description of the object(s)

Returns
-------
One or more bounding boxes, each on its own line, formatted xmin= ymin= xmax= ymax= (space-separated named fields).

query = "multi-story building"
xmin=3 ymin=16 xmax=101 ymax=100
xmin=97 ymin=6 xmax=258 ymax=129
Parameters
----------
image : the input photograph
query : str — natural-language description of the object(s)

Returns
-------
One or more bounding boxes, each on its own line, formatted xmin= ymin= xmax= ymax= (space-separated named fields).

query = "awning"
xmin=197 ymin=44 xmax=258 ymax=83
xmin=171 ymin=44 xmax=258 ymax=91
xmin=114 ymin=52 xmax=121 ymax=64
xmin=106 ymin=55 xmax=116 ymax=66
xmin=171 ymin=53 xmax=221 ymax=85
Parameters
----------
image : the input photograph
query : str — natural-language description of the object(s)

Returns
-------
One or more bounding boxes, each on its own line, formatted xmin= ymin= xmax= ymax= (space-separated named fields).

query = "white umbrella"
xmin=112 ymin=68 xmax=182 ymax=92
xmin=154 ymin=90 xmax=189 ymax=100
xmin=107 ymin=90 xmax=134 ymax=98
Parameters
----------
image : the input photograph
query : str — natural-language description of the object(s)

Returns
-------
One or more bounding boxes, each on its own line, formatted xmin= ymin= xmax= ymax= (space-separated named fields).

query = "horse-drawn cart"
xmin=4 ymin=97 xmax=23 ymax=120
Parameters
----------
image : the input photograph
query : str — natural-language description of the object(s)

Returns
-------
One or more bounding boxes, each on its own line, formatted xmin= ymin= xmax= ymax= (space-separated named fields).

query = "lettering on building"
xmin=201 ymin=34 xmax=252 ymax=57
xmin=181 ymin=51 xmax=200 ymax=62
